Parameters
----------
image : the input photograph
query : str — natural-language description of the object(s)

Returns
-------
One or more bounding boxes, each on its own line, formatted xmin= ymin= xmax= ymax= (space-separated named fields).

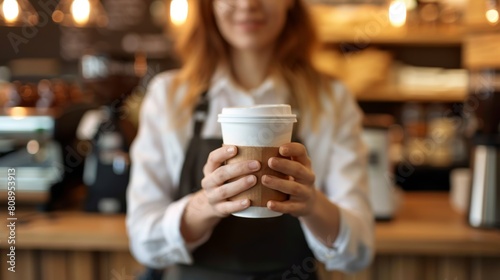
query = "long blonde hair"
xmin=169 ymin=0 xmax=333 ymax=129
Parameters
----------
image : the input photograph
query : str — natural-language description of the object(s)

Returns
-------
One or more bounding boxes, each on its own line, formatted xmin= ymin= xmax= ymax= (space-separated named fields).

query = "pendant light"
xmin=52 ymin=0 xmax=108 ymax=28
xmin=166 ymin=0 xmax=189 ymax=38
xmin=388 ymin=0 xmax=407 ymax=28
xmin=170 ymin=0 xmax=188 ymax=27
xmin=0 ymin=0 xmax=38 ymax=26
xmin=485 ymin=0 xmax=499 ymax=25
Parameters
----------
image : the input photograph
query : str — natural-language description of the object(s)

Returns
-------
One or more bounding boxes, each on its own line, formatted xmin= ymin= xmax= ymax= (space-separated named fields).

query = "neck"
xmin=229 ymin=48 xmax=274 ymax=90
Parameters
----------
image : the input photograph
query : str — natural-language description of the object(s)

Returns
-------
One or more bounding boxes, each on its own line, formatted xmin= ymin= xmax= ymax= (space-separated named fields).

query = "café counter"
xmin=1 ymin=192 xmax=499 ymax=280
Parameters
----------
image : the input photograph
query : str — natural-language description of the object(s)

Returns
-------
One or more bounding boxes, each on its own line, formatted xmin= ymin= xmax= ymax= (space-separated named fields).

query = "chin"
xmin=231 ymin=39 xmax=275 ymax=52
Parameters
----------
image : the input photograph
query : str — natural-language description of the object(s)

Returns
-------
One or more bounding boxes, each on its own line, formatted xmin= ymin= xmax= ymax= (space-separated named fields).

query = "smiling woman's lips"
xmin=236 ymin=20 xmax=265 ymax=32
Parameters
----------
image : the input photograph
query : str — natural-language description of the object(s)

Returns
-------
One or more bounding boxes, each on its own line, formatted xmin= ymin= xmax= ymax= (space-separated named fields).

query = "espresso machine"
xmin=78 ymin=52 xmax=143 ymax=213
xmin=0 ymin=112 xmax=63 ymax=196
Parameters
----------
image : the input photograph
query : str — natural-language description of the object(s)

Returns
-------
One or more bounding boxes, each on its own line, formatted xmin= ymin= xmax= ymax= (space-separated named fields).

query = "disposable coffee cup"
xmin=218 ymin=104 xmax=297 ymax=218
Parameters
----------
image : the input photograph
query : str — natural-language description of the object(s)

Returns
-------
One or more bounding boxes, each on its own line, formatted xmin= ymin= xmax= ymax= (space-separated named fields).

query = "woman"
xmin=127 ymin=0 xmax=374 ymax=279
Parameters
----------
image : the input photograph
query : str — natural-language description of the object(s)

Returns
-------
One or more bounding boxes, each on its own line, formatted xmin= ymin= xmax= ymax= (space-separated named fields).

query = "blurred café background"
xmin=0 ymin=0 xmax=499 ymax=279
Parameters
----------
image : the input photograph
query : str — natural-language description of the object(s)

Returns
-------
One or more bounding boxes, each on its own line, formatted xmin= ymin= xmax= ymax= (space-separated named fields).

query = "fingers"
xmin=279 ymin=143 xmax=312 ymax=168
xmin=202 ymin=160 xmax=261 ymax=189
xmin=203 ymin=146 xmax=237 ymax=177
xmin=264 ymin=173 xmax=319 ymax=217
xmin=266 ymin=200 xmax=304 ymax=217
xmin=262 ymin=175 xmax=313 ymax=198
xmin=214 ymin=199 xmax=251 ymax=217
xmin=205 ymin=175 xmax=256 ymax=204
xmin=201 ymin=146 xmax=262 ymax=217
xmin=267 ymin=157 xmax=315 ymax=185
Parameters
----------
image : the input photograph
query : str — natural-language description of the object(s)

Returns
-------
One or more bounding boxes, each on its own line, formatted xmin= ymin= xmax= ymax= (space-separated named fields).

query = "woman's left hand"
xmin=262 ymin=142 xmax=318 ymax=217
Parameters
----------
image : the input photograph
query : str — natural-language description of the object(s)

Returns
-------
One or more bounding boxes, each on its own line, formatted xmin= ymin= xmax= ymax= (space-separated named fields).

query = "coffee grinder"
xmin=79 ymin=52 xmax=143 ymax=213
xmin=467 ymin=67 xmax=500 ymax=229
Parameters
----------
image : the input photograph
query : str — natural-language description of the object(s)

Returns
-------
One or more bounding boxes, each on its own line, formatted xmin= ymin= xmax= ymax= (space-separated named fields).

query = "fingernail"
xmin=262 ymin=175 xmax=271 ymax=183
xmin=241 ymin=199 xmax=249 ymax=206
xmin=280 ymin=147 xmax=289 ymax=154
xmin=227 ymin=146 xmax=235 ymax=153
xmin=247 ymin=175 xmax=255 ymax=183
xmin=248 ymin=161 xmax=259 ymax=170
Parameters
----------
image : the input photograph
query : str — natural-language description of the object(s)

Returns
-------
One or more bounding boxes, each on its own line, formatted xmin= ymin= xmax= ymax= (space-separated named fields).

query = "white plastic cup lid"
xmin=218 ymin=104 xmax=297 ymax=123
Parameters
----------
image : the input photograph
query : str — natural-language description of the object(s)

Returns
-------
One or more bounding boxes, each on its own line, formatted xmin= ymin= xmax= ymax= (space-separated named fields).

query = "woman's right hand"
xmin=200 ymin=145 xmax=260 ymax=217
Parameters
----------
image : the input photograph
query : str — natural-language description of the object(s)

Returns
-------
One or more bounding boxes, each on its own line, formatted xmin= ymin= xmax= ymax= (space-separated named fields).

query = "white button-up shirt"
xmin=126 ymin=69 xmax=374 ymax=272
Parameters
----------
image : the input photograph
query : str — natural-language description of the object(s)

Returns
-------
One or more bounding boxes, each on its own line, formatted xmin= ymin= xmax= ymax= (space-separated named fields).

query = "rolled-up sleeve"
xmin=302 ymin=84 xmax=375 ymax=272
xmin=126 ymin=74 xmax=197 ymax=268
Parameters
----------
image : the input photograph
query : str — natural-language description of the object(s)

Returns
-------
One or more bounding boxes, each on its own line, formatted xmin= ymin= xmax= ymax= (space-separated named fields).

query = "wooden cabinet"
xmin=0 ymin=213 xmax=143 ymax=280
xmin=0 ymin=250 xmax=143 ymax=280
xmin=1 ymin=193 xmax=499 ymax=280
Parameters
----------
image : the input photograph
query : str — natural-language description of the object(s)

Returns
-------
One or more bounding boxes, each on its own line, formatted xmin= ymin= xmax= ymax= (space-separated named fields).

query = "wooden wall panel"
xmin=0 ymin=249 xmax=499 ymax=280
xmin=436 ymin=256 xmax=470 ymax=280
xmin=68 ymin=252 xmax=95 ymax=280
xmin=98 ymin=251 xmax=143 ymax=280
xmin=40 ymin=251 xmax=68 ymax=280
xmin=422 ymin=257 xmax=439 ymax=280
xmin=98 ymin=252 xmax=111 ymax=280
xmin=322 ymin=256 xmax=500 ymax=280
xmin=0 ymin=249 xmax=37 ymax=280
xmin=109 ymin=251 xmax=144 ymax=280
xmin=471 ymin=257 xmax=500 ymax=280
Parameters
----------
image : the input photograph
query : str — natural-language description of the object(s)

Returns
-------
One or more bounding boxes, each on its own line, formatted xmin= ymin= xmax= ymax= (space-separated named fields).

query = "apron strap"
xmin=175 ymin=90 xmax=211 ymax=201
xmin=192 ymin=91 xmax=209 ymax=137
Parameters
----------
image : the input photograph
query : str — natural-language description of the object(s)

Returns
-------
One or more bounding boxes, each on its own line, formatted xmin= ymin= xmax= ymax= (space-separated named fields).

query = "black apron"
xmin=166 ymin=92 xmax=318 ymax=280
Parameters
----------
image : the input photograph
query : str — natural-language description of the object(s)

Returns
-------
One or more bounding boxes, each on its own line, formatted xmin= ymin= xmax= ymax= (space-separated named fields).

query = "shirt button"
xmin=153 ymin=256 xmax=165 ymax=264
xmin=241 ymin=95 xmax=254 ymax=106
xmin=326 ymin=251 xmax=337 ymax=259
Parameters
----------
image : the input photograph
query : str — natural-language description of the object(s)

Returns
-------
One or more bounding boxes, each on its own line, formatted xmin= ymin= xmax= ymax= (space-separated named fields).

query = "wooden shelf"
xmin=464 ymin=32 xmax=500 ymax=69
xmin=355 ymin=85 xmax=467 ymax=102
xmin=311 ymin=5 xmax=464 ymax=46
xmin=319 ymin=26 xmax=464 ymax=46
xmin=0 ymin=107 xmax=60 ymax=117
xmin=0 ymin=190 xmax=49 ymax=204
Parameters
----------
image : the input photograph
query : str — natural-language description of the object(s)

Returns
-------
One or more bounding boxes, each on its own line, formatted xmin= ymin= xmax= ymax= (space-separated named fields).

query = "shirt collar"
xmin=208 ymin=66 xmax=288 ymax=99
